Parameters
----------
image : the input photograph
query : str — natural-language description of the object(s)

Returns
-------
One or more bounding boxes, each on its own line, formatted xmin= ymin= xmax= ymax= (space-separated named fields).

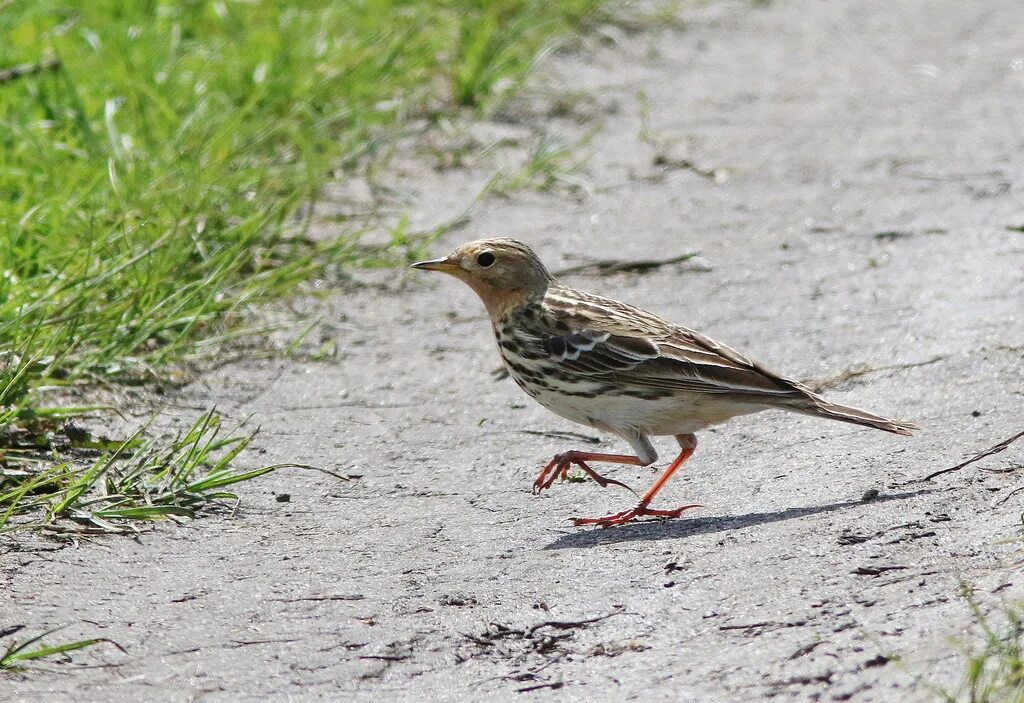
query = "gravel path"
xmin=4 ymin=0 xmax=1023 ymax=700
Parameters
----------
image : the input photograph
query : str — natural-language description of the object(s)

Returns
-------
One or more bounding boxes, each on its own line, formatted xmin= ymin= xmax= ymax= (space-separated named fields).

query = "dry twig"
xmin=553 ymin=253 xmax=703 ymax=277
xmin=0 ymin=56 xmax=61 ymax=84
xmin=921 ymin=429 xmax=1024 ymax=482
xmin=804 ymin=355 xmax=945 ymax=393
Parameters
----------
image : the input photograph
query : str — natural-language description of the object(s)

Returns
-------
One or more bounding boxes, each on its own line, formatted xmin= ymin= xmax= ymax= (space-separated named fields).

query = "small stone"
xmin=276 ymin=493 xmax=291 ymax=503
xmin=861 ymin=489 xmax=880 ymax=502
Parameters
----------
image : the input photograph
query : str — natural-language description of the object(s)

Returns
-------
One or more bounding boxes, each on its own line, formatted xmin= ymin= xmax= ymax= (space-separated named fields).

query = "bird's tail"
xmin=800 ymin=397 xmax=919 ymax=436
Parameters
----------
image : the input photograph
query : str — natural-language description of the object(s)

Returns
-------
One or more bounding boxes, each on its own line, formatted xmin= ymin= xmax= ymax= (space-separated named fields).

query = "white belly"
xmin=524 ymin=382 xmax=762 ymax=437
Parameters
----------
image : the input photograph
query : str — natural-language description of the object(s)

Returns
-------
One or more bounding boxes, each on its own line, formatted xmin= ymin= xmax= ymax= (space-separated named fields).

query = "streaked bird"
xmin=412 ymin=238 xmax=918 ymax=527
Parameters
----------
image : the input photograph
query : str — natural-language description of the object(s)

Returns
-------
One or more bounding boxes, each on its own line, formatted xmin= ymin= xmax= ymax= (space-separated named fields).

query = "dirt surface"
xmin=4 ymin=0 xmax=1024 ymax=700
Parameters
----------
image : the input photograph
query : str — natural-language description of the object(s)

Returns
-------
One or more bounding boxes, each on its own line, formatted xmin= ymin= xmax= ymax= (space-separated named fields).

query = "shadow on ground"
xmin=544 ymin=490 xmax=934 ymax=549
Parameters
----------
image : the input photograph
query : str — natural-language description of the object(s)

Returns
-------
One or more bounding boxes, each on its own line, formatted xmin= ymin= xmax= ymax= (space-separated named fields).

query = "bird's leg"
xmin=532 ymin=451 xmax=643 ymax=495
xmin=572 ymin=435 xmax=701 ymax=527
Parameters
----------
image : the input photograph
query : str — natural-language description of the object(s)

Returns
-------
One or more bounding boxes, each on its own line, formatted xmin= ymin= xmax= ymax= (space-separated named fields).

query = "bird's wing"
xmin=536 ymin=328 xmax=802 ymax=397
xmin=539 ymin=290 xmax=809 ymax=399
xmin=641 ymin=329 xmax=805 ymax=397
xmin=542 ymin=330 xmax=660 ymax=374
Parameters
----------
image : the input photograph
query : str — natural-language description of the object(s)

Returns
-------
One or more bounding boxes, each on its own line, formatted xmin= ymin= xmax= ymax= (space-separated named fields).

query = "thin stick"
xmin=993 ymin=485 xmax=1024 ymax=508
xmin=0 ymin=56 xmax=61 ymax=84
xmin=922 ymin=429 xmax=1024 ymax=481
xmin=804 ymin=355 xmax=946 ymax=392
xmin=553 ymin=252 xmax=701 ymax=277
xmin=524 ymin=611 xmax=621 ymax=636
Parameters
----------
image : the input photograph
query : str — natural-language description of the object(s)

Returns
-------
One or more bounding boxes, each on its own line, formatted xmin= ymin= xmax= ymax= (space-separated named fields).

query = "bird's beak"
xmin=410 ymin=256 xmax=460 ymax=274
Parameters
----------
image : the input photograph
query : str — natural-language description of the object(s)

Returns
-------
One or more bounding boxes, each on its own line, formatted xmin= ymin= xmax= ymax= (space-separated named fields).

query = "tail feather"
xmin=801 ymin=398 xmax=920 ymax=436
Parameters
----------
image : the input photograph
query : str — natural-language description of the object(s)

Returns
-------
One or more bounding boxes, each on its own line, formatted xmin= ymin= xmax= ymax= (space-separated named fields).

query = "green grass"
xmin=0 ymin=0 xmax=604 ymax=536
xmin=0 ymin=409 xmax=348 ymax=535
xmin=484 ymin=133 xmax=588 ymax=197
xmin=937 ymin=587 xmax=1024 ymax=703
xmin=1 ymin=626 xmax=119 ymax=672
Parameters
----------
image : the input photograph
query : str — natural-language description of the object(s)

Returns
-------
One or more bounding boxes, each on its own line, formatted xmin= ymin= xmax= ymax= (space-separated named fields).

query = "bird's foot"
xmin=532 ymin=452 xmax=633 ymax=495
xmin=572 ymin=502 xmax=701 ymax=528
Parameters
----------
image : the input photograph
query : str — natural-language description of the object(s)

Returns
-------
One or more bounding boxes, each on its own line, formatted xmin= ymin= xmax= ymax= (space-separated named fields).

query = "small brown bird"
xmin=413 ymin=239 xmax=918 ymax=527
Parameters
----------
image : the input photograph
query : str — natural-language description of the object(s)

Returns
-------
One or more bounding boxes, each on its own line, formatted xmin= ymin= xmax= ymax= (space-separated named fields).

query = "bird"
xmin=412 ymin=238 xmax=918 ymax=527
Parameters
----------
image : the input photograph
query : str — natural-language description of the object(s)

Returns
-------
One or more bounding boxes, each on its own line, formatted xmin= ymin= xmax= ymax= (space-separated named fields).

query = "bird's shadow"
xmin=542 ymin=489 xmax=933 ymax=550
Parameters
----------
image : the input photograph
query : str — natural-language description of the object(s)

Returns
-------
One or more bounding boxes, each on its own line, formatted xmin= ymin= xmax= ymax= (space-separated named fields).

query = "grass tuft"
xmin=484 ymin=133 xmax=588 ymax=196
xmin=937 ymin=585 xmax=1024 ymax=703
xmin=451 ymin=0 xmax=602 ymax=108
xmin=0 ymin=409 xmax=341 ymax=536
xmin=0 ymin=625 xmax=119 ymax=672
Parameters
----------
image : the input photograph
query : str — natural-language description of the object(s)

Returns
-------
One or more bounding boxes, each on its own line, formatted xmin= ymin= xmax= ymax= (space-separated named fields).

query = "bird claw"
xmin=532 ymin=452 xmax=634 ymax=495
xmin=572 ymin=503 xmax=701 ymax=528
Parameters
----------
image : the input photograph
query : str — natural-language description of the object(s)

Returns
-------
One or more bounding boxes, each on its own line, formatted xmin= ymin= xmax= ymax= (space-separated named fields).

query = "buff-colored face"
xmin=412 ymin=238 xmax=550 ymax=290
xmin=412 ymin=238 xmax=552 ymax=316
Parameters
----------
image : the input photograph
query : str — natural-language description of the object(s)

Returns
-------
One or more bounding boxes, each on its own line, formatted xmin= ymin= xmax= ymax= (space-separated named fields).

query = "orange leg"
xmin=532 ymin=451 xmax=643 ymax=495
xmin=573 ymin=435 xmax=701 ymax=527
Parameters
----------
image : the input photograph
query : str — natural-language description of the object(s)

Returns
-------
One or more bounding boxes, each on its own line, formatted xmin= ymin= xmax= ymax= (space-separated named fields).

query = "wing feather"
xmin=538 ymin=288 xmax=810 ymax=400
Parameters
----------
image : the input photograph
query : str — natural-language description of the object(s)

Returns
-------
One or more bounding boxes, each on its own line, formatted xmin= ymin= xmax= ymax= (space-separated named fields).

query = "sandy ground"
xmin=3 ymin=0 xmax=1024 ymax=701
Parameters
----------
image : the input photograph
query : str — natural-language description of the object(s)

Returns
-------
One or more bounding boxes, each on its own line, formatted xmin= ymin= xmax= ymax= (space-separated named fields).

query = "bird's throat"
xmin=465 ymin=280 xmax=531 ymax=320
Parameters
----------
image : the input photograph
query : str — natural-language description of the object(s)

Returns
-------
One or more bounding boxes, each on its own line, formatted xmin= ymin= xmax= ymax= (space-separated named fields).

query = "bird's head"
xmin=412 ymin=238 xmax=553 ymax=317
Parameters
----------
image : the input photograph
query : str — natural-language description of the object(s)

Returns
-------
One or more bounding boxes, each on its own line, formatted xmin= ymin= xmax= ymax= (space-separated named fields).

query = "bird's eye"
xmin=476 ymin=251 xmax=496 ymax=268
